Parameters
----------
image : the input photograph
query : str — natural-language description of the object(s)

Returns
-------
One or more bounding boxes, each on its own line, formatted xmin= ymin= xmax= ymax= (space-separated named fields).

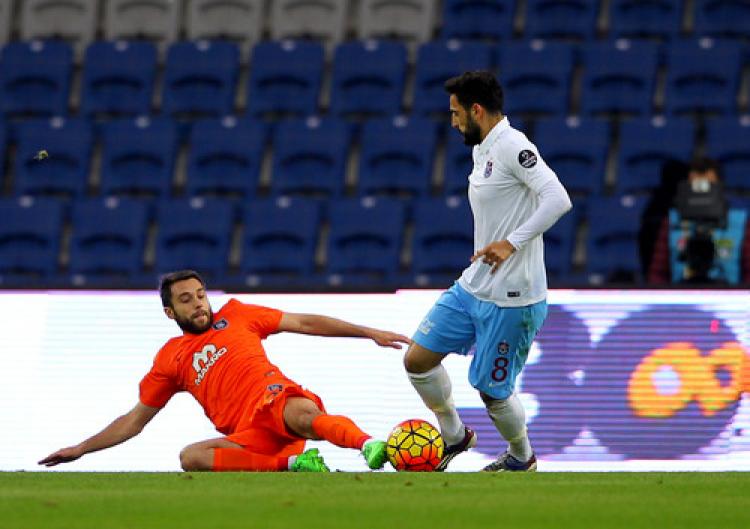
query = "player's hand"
xmin=471 ymin=240 xmax=516 ymax=274
xmin=368 ymin=330 xmax=412 ymax=349
xmin=38 ymin=446 xmax=83 ymax=467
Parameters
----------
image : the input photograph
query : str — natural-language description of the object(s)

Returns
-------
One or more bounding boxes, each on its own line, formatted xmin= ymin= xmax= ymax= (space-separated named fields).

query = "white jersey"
xmin=457 ymin=117 xmax=572 ymax=307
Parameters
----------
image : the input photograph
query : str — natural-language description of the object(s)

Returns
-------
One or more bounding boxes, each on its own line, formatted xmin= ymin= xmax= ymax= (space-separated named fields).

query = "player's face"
xmin=449 ymin=95 xmax=482 ymax=146
xmin=165 ymin=278 xmax=214 ymax=334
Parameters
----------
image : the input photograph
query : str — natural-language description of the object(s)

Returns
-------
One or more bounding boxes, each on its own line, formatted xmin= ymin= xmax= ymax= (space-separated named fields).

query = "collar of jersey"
xmin=477 ymin=116 xmax=509 ymax=157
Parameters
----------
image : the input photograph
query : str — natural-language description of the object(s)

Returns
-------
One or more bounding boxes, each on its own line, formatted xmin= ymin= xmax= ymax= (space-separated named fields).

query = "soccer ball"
xmin=386 ymin=419 xmax=444 ymax=472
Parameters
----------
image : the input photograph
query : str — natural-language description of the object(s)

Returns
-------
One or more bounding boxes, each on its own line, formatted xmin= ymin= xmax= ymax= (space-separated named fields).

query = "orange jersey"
xmin=139 ymin=299 xmax=287 ymax=435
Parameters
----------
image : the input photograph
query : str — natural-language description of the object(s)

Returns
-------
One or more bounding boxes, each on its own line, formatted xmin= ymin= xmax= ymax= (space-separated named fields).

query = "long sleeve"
xmin=507 ymin=177 xmax=572 ymax=251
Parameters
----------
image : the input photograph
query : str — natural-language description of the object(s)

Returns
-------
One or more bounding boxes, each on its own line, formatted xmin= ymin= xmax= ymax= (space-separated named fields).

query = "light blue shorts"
xmin=413 ymin=282 xmax=548 ymax=400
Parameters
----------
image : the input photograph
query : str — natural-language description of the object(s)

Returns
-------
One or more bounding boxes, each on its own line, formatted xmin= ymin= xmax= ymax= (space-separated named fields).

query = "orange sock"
xmin=212 ymin=448 xmax=289 ymax=472
xmin=312 ymin=414 xmax=370 ymax=450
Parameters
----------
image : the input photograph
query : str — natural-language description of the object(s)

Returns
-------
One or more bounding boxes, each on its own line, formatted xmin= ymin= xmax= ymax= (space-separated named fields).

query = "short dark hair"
xmin=689 ymin=157 xmax=722 ymax=179
xmin=444 ymin=71 xmax=504 ymax=114
xmin=159 ymin=270 xmax=206 ymax=308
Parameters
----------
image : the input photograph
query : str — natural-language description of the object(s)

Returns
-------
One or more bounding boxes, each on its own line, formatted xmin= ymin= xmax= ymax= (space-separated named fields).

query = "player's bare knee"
xmin=300 ymin=406 xmax=324 ymax=437
xmin=403 ymin=345 xmax=423 ymax=373
xmin=403 ymin=344 xmax=442 ymax=374
xmin=284 ymin=398 xmax=323 ymax=439
xmin=179 ymin=445 xmax=207 ymax=472
xmin=480 ymin=392 xmax=498 ymax=406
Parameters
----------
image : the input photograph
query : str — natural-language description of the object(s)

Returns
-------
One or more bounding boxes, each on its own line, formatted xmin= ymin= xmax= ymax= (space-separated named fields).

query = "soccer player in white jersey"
xmin=404 ymin=71 xmax=572 ymax=472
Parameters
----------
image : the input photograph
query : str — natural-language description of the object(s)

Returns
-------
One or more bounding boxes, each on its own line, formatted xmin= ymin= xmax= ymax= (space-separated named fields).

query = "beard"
xmin=175 ymin=308 xmax=214 ymax=334
xmin=462 ymin=116 xmax=482 ymax=146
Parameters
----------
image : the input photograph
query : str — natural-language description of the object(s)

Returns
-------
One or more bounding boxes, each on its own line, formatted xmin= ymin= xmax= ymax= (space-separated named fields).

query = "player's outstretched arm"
xmin=278 ymin=313 xmax=411 ymax=349
xmin=38 ymin=402 xmax=161 ymax=467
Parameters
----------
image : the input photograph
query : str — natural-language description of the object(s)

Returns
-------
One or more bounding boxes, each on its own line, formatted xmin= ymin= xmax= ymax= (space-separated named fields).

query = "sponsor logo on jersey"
xmin=192 ymin=343 xmax=228 ymax=386
xmin=418 ymin=317 xmax=435 ymax=335
xmin=498 ymin=341 xmax=510 ymax=355
xmin=212 ymin=318 xmax=229 ymax=330
xmin=518 ymin=150 xmax=537 ymax=168
xmin=484 ymin=160 xmax=493 ymax=178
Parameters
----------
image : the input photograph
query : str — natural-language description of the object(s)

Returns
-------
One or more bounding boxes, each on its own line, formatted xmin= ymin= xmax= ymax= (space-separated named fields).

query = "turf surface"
xmin=1 ymin=472 xmax=748 ymax=529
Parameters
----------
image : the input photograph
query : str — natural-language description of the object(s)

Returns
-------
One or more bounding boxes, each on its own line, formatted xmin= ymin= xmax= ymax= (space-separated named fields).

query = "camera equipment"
xmin=674 ymin=178 xmax=728 ymax=283
xmin=674 ymin=178 xmax=728 ymax=229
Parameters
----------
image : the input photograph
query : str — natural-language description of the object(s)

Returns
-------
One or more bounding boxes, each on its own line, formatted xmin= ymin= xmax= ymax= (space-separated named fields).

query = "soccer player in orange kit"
xmin=39 ymin=270 xmax=410 ymax=472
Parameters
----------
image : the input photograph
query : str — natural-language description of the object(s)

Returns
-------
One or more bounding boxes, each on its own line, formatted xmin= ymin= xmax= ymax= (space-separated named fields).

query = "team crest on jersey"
xmin=518 ymin=150 xmax=537 ymax=168
xmin=212 ymin=318 xmax=229 ymax=330
xmin=418 ymin=317 xmax=435 ymax=335
xmin=484 ymin=160 xmax=494 ymax=178
xmin=265 ymin=384 xmax=284 ymax=404
xmin=498 ymin=341 xmax=510 ymax=355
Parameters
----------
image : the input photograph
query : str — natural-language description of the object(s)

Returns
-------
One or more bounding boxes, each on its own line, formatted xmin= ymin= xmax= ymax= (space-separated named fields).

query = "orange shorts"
xmin=225 ymin=375 xmax=325 ymax=457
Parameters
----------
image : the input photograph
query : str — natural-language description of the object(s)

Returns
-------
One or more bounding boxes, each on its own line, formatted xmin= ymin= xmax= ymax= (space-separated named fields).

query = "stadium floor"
xmin=1 ymin=472 xmax=748 ymax=529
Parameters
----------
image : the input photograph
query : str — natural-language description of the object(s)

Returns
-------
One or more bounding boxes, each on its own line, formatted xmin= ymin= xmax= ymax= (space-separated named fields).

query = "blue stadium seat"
xmin=81 ymin=40 xmax=157 ymax=117
xmin=68 ymin=197 xmax=149 ymax=282
xmin=270 ymin=117 xmax=350 ymax=197
xmin=580 ymin=40 xmax=659 ymax=117
xmin=608 ymin=0 xmax=682 ymax=40
xmin=586 ymin=195 xmax=647 ymax=281
xmin=0 ymin=197 xmax=64 ymax=282
xmin=329 ymin=41 xmax=407 ymax=117
xmin=694 ymin=0 xmax=750 ymax=39
xmin=616 ymin=118 xmax=694 ymax=195
xmin=0 ymin=120 xmax=7 ymax=183
xmin=441 ymin=0 xmax=517 ymax=40
xmin=358 ymin=116 xmax=437 ymax=196
xmin=246 ymin=40 xmax=324 ymax=117
xmin=706 ymin=117 xmax=750 ymax=192
xmin=162 ymin=40 xmax=240 ymax=117
xmin=413 ymin=40 xmax=493 ymax=117
xmin=0 ymin=40 xmax=72 ymax=116
xmin=14 ymin=117 xmax=93 ymax=197
xmin=240 ymin=197 xmax=321 ymax=279
xmin=326 ymin=197 xmax=405 ymax=279
xmin=534 ymin=118 xmax=609 ymax=196
xmin=498 ymin=40 xmax=573 ymax=116
xmin=545 ymin=209 xmax=577 ymax=280
xmin=443 ymin=129 xmax=473 ymax=197
xmin=186 ymin=116 xmax=266 ymax=198
xmin=727 ymin=194 xmax=750 ymax=211
xmin=411 ymin=196 xmax=473 ymax=285
xmin=524 ymin=0 xmax=599 ymax=40
xmin=100 ymin=116 xmax=178 ymax=197
xmin=665 ymin=39 xmax=743 ymax=115
xmin=155 ymin=198 xmax=234 ymax=278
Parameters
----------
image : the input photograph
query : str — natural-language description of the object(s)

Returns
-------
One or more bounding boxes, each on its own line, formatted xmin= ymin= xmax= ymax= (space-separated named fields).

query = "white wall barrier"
xmin=2 ymin=289 xmax=749 ymax=472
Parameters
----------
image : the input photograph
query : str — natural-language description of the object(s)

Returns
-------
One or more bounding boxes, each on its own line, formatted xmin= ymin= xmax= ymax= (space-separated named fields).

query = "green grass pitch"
xmin=1 ymin=472 xmax=748 ymax=529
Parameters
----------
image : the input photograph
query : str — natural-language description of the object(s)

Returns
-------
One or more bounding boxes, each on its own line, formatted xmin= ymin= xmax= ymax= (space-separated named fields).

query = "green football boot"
xmin=362 ymin=440 xmax=388 ymax=470
xmin=291 ymin=448 xmax=330 ymax=472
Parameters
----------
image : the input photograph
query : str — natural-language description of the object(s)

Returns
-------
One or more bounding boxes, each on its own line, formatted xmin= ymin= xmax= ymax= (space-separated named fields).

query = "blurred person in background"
xmin=648 ymin=158 xmax=748 ymax=285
